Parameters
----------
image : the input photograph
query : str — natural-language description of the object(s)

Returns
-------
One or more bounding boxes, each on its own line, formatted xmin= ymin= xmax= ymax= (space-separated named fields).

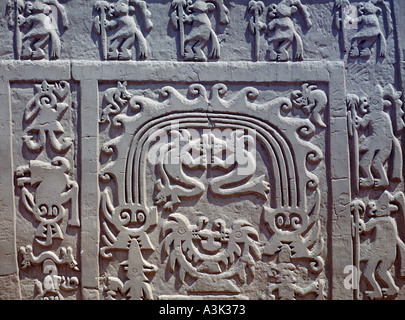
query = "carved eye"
xmin=381 ymin=205 xmax=387 ymax=210
xmin=177 ymin=227 xmax=187 ymax=235
xmin=136 ymin=211 xmax=145 ymax=223
xmin=119 ymin=209 xmax=131 ymax=225
xmin=234 ymin=231 xmax=243 ymax=239
xmin=275 ymin=214 xmax=286 ymax=228
xmin=39 ymin=205 xmax=48 ymax=217
xmin=51 ymin=205 xmax=59 ymax=216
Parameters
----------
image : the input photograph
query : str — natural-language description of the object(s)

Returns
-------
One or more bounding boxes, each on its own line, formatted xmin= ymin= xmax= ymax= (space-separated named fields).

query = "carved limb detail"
xmin=20 ymin=245 xmax=79 ymax=271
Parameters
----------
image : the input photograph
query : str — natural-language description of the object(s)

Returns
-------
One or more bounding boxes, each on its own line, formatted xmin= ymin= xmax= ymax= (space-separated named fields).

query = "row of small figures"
xmin=6 ymin=0 xmax=393 ymax=61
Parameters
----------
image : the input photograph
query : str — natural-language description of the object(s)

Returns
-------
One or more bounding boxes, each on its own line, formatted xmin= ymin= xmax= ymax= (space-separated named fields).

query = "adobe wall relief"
xmin=0 ymin=0 xmax=404 ymax=300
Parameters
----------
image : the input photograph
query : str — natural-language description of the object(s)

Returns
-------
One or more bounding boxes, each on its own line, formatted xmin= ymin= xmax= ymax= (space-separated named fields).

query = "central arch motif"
xmin=98 ymin=83 xmax=326 ymax=299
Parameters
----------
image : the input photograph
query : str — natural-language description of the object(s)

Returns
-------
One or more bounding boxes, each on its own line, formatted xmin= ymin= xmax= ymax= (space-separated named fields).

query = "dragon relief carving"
xmin=154 ymin=128 xmax=270 ymax=212
xmin=93 ymin=0 xmax=152 ymax=60
xmin=6 ymin=0 xmax=69 ymax=60
xmin=99 ymin=81 xmax=141 ymax=126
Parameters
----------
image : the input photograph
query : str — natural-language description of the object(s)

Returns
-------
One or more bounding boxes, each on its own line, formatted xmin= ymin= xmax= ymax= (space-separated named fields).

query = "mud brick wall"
xmin=0 ymin=0 xmax=404 ymax=300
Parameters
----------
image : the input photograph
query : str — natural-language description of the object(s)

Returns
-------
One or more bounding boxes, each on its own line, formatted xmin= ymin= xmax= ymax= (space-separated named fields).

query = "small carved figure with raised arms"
xmin=6 ymin=0 xmax=69 ymax=60
xmin=93 ymin=0 xmax=152 ymax=60
xmin=266 ymin=0 xmax=312 ymax=61
xmin=170 ymin=0 xmax=229 ymax=61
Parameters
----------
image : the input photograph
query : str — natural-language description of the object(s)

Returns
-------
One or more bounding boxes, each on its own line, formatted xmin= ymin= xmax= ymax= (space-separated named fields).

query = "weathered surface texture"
xmin=0 ymin=0 xmax=404 ymax=300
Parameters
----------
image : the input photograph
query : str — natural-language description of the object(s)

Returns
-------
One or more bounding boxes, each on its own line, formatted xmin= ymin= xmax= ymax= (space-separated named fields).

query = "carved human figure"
xmin=171 ymin=0 xmax=228 ymax=61
xmin=16 ymin=157 xmax=79 ymax=246
xmin=354 ymin=192 xmax=405 ymax=299
xmin=354 ymin=85 xmax=403 ymax=189
xmin=7 ymin=0 xmax=69 ymax=60
xmin=33 ymin=259 xmax=79 ymax=300
xmin=348 ymin=0 xmax=392 ymax=59
xmin=264 ymin=245 xmax=324 ymax=300
xmin=266 ymin=0 xmax=312 ymax=61
xmin=93 ymin=0 xmax=152 ymax=60
xmin=23 ymin=80 xmax=73 ymax=154
xmin=103 ymin=239 xmax=157 ymax=300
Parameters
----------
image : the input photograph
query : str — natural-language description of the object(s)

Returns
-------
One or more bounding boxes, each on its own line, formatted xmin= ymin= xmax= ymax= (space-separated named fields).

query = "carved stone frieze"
xmin=96 ymin=77 xmax=330 ymax=299
xmin=170 ymin=0 xmax=229 ymax=61
xmin=351 ymin=191 xmax=405 ymax=299
xmin=0 ymin=0 xmax=404 ymax=302
xmin=334 ymin=0 xmax=394 ymax=61
xmin=93 ymin=0 xmax=152 ymax=60
xmin=6 ymin=0 xmax=69 ymax=60
xmin=347 ymin=84 xmax=404 ymax=191
xmin=19 ymin=245 xmax=80 ymax=299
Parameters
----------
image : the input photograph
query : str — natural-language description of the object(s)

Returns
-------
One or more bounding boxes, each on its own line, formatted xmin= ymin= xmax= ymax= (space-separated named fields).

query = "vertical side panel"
xmin=80 ymin=80 xmax=100 ymax=299
xmin=328 ymin=62 xmax=352 ymax=299
xmin=0 ymin=81 xmax=21 ymax=299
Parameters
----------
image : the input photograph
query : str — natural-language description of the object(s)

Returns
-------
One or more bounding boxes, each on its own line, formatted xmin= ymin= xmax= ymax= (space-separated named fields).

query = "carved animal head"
xmin=367 ymin=85 xmax=391 ymax=113
xmin=291 ymin=84 xmax=320 ymax=113
xmin=367 ymin=191 xmax=401 ymax=218
xmin=28 ymin=161 xmax=51 ymax=185
xmin=110 ymin=0 xmax=133 ymax=16
xmin=291 ymin=90 xmax=308 ymax=111
xmin=268 ymin=0 xmax=301 ymax=17
xmin=117 ymin=81 xmax=132 ymax=100
xmin=268 ymin=0 xmax=312 ymax=29
xmin=189 ymin=0 xmax=215 ymax=14
xmin=25 ymin=1 xmax=52 ymax=15
xmin=60 ymin=246 xmax=80 ymax=271
xmin=358 ymin=2 xmax=381 ymax=16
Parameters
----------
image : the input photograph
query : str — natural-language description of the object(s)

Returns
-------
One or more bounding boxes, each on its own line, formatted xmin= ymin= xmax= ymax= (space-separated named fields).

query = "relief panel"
xmin=85 ymin=61 xmax=346 ymax=300
xmin=9 ymin=73 xmax=80 ymax=300
xmin=0 ymin=0 xmax=403 ymax=302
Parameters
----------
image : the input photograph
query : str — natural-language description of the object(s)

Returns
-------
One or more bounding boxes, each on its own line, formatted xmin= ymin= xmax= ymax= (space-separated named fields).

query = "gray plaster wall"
xmin=0 ymin=0 xmax=404 ymax=300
